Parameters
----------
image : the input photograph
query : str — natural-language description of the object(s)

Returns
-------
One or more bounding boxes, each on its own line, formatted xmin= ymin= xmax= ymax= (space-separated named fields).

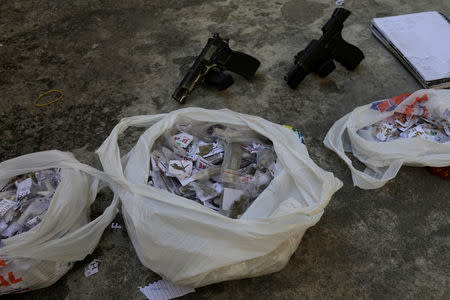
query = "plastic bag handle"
xmin=231 ymin=112 xmax=342 ymax=215
xmin=324 ymin=113 xmax=403 ymax=189
xmin=35 ymin=163 xmax=131 ymax=261
xmin=96 ymin=114 xmax=167 ymax=180
xmin=13 ymin=196 xmax=120 ymax=261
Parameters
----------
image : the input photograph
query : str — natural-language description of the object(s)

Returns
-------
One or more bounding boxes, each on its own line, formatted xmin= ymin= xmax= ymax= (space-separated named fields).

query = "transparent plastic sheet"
xmin=146 ymin=119 xmax=280 ymax=219
xmin=324 ymin=89 xmax=450 ymax=189
xmin=0 ymin=150 xmax=119 ymax=295
xmin=97 ymin=108 xmax=342 ymax=287
xmin=153 ymin=122 xmax=276 ymax=219
xmin=0 ymin=169 xmax=60 ymax=240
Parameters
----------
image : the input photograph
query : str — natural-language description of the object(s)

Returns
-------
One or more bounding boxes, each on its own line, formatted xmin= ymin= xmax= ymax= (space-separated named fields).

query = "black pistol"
xmin=172 ymin=33 xmax=260 ymax=103
xmin=284 ymin=8 xmax=364 ymax=89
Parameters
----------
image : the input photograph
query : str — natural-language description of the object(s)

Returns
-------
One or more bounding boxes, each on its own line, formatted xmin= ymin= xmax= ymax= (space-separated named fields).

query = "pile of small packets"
xmin=148 ymin=123 xmax=278 ymax=219
xmin=0 ymin=169 xmax=61 ymax=240
xmin=360 ymin=113 xmax=450 ymax=143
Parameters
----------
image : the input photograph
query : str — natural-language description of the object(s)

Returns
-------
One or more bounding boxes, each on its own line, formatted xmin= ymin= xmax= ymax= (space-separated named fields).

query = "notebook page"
xmin=373 ymin=11 xmax=450 ymax=82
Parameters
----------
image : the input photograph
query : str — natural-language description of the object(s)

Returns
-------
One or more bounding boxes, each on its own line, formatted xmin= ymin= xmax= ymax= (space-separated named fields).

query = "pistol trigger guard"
xmin=313 ymin=59 xmax=336 ymax=77
xmin=204 ymin=69 xmax=234 ymax=91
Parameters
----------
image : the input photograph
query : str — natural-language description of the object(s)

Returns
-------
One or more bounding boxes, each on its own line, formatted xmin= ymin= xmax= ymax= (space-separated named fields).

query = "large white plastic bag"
xmin=324 ymin=89 xmax=450 ymax=189
xmin=97 ymin=108 xmax=342 ymax=287
xmin=0 ymin=150 xmax=119 ymax=294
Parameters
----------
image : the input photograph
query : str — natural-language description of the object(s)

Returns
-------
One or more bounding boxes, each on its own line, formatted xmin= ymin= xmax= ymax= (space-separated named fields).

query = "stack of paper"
xmin=139 ymin=280 xmax=195 ymax=300
xmin=371 ymin=11 xmax=450 ymax=88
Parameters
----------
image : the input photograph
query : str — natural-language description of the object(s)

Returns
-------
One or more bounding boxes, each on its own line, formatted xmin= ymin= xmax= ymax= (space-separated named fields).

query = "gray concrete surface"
xmin=1 ymin=0 xmax=449 ymax=299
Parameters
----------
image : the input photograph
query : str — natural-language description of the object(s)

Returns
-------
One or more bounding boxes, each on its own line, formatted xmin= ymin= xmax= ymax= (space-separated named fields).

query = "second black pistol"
xmin=172 ymin=33 xmax=260 ymax=103
xmin=285 ymin=8 xmax=365 ymax=89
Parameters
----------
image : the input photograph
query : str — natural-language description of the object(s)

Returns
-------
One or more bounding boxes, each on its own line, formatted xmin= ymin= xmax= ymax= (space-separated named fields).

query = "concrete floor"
xmin=1 ymin=0 xmax=449 ymax=299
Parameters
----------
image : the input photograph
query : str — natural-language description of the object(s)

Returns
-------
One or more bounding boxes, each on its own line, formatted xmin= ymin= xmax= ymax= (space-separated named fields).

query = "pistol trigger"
xmin=313 ymin=59 xmax=336 ymax=77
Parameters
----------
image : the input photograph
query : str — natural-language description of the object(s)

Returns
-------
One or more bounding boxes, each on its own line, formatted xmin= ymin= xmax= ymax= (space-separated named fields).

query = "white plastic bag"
xmin=0 ymin=150 xmax=119 ymax=294
xmin=97 ymin=108 xmax=342 ymax=287
xmin=324 ymin=89 xmax=450 ymax=189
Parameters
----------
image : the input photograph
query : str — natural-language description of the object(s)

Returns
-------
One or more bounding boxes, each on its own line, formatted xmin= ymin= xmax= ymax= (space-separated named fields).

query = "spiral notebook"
xmin=371 ymin=11 xmax=450 ymax=89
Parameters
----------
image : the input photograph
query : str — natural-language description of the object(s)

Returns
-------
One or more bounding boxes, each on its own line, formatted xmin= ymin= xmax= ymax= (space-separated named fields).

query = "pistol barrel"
xmin=172 ymin=34 xmax=222 ymax=103
xmin=172 ymin=87 xmax=190 ymax=103
xmin=284 ymin=64 xmax=308 ymax=89
xmin=172 ymin=64 xmax=205 ymax=103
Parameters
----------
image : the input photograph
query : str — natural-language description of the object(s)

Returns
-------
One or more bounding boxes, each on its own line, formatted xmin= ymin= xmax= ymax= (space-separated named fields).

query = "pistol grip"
xmin=333 ymin=39 xmax=364 ymax=70
xmin=225 ymin=51 xmax=261 ymax=79
xmin=204 ymin=69 xmax=234 ymax=91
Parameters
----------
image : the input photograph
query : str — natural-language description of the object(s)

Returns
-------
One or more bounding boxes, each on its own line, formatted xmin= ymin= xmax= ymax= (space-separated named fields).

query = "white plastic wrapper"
xmin=324 ymin=89 xmax=450 ymax=189
xmin=147 ymin=121 xmax=279 ymax=219
xmin=97 ymin=108 xmax=342 ymax=288
xmin=0 ymin=169 xmax=60 ymax=240
xmin=0 ymin=151 xmax=119 ymax=295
